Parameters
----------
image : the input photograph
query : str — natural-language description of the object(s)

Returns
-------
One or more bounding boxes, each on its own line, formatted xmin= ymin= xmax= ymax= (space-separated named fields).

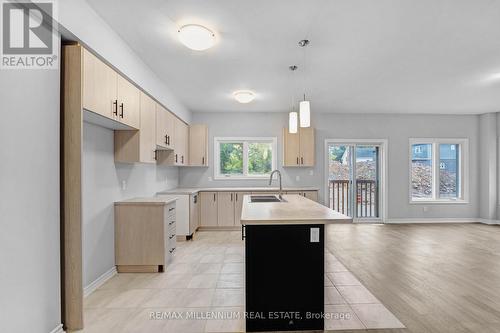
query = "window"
xmin=409 ymin=139 xmax=468 ymax=203
xmin=214 ymin=137 xmax=277 ymax=179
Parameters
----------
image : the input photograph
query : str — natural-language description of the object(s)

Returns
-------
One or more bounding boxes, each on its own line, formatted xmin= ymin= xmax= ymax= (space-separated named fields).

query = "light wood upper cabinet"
xmin=189 ymin=124 xmax=208 ymax=166
xmin=283 ymin=129 xmax=300 ymax=166
xmin=234 ymin=192 xmax=250 ymax=225
xmin=82 ymin=48 xmax=117 ymax=119
xmin=114 ymin=92 xmax=156 ymax=163
xmin=283 ymin=127 xmax=315 ymax=167
xmin=174 ymin=118 xmax=189 ymax=165
xmin=165 ymin=111 xmax=175 ymax=150
xmin=155 ymin=105 xmax=176 ymax=150
xmin=217 ymin=192 xmax=235 ymax=226
xmin=116 ymin=75 xmax=140 ymax=129
xmin=200 ymin=192 xmax=218 ymax=226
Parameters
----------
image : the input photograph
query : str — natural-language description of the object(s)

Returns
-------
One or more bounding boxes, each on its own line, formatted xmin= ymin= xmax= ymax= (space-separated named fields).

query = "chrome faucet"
xmin=269 ymin=170 xmax=283 ymax=199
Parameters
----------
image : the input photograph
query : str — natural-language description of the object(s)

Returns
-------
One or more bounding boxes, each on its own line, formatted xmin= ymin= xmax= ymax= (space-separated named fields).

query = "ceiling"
xmin=86 ymin=0 xmax=500 ymax=114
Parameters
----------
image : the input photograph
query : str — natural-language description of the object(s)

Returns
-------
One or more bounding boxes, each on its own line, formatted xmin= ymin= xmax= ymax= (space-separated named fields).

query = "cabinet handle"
xmin=301 ymin=157 xmax=304 ymax=164
xmin=296 ymin=157 xmax=299 ymax=165
xmin=235 ymin=193 xmax=238 ymax=201
xmin=169 ymin=234 xmax=175 ymax=239
xmin=165 ymin=134 xmax=168 ymax=145
xmin=231 ymin=193 xmax=233 ymax=201
xmin=181 ymin=155 xmax=184 ymax=164
xmin=154 ymin=150 xmax=157 ymax=161
xmin=119 ymin=103 xmax=124 ymax=118
xmin=175 ymin=154 xmax=178 ymax=163
xmin=112 ymin=100 xmax=118 ymax=116
xmin=213 ymin=193 xmax=216 ymax=202
xmin=202 ymin=157 xmax=205 ymax=165
xmin=169 ymin=221 xmax=175 ymax=225
xmin=168 ymin=207 xmax=175 ymax=212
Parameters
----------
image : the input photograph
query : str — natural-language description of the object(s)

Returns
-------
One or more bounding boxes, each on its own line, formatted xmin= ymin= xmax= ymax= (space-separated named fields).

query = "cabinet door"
xmin=165 ymin=111 xmax=175 ymax=149
xmin=155 ymin=104 xmax=168 ymax=149
xmin=189 ymin=124 xmax=208 ymax=166
xmin=303 ymin=191 xmax=318 ymax=202
xmin=82 ymin=49 xmax=117 ymax=119
xmin=283 ymin=128 xmax=300 ymax=166
xmin=190 ymin=194 xmax=200 ymax=233
xmin=299 ymin=127 xmax=315 ymax=166
xmin=139 ymin=92 xmax=156 ymax=163
xmin=217 ymin=192 xmax=235 ymax=226
xmin=234 ymin=192 xmax=251 ymax=226
xmin=200 ymin=192 xmax=218 ymax=226
xmin=117 ymin=75 xmax=140 ymax=129
xmin=173 ymin=118 xmax=183 ymax=165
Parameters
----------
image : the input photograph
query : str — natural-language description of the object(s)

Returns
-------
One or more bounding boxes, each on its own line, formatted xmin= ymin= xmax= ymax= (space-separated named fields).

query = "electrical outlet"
xmin=295 ymin=175 xmax=300 ymax=182
xmin=121 ymin=180 xmax=127 ymax=190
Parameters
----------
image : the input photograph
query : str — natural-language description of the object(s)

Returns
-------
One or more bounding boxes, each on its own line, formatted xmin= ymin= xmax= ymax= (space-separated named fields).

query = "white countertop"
xmin=115 ymin=197 xmax=178 ymax=205
xmin=157 ymin=186 xmax=320 ymax=195
xmin=240 ymin=194 xmax=352 ymax=225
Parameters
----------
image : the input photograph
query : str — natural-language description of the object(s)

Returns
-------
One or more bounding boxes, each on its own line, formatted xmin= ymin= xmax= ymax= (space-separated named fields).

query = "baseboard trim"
xmin=477 ymin=218 xmax=500 ymax=225
xmin=83 ymin=266 xmax=117 ymax=298
xmin=385 ymin=218 xmax=479 ymax=224
xmin=49 ymin=324 xmax=65 ymax=333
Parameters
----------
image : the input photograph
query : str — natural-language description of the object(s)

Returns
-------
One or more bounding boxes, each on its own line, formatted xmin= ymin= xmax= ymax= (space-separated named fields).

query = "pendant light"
xmin=288 ymin=65 xmax=299 ymax=134
xmin=299 ymin=39 xmax=311 ymax=127
xmin=299 ymin=94 xmax=310 ymax=128
xmin=289 ymin=110 xmax=298 ymax=134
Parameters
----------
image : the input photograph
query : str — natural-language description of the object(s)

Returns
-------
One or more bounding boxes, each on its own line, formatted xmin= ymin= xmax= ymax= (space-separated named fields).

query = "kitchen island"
xmin=241 ymin=194 xmax=351 ymax=332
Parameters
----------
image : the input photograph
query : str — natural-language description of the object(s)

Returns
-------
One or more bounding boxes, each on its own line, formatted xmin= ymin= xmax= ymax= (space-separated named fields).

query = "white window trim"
xmin=409 ymin=138 xmax=469 ymax=204
xmin=214 ymin=137 xmax=277 ymax=180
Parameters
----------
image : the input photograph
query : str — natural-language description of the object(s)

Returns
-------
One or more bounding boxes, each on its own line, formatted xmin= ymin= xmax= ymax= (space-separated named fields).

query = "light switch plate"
xmin=310 ymin=228 xmax=319 ymax=242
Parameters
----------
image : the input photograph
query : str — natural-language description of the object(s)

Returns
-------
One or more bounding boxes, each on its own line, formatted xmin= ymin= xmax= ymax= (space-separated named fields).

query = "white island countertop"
xmin=157 ymin=186 xmax=320 ymax=195
xmin=241 ymin=194 xmax=352 ymax=225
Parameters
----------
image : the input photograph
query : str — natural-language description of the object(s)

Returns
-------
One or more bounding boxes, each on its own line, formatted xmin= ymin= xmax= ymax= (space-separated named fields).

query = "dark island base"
xmin=245 ymin=224 xmax=325 ymax=332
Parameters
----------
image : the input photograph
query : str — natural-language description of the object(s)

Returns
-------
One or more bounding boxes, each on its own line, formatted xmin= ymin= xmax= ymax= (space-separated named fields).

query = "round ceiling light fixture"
xmin=178 ymin=24 xmax=216 ymax=51
xmin=233 ymin=90 xmax=255 ymax=104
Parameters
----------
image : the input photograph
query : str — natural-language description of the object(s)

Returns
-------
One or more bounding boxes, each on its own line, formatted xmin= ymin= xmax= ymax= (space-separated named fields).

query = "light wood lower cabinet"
xmin=114 ymin=200 xmax=176 ymax=273
xmin=198 ymin=190 xmax=319 ymax=228
xmin=200 ymin=192 xmax=218 ymax=226
xmin=217 ymin=192 xmax=235 ymax=226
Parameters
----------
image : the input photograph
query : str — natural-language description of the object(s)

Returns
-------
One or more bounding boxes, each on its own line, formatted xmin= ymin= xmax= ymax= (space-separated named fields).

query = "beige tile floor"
xmin=77 ymin=231 xmax=403 ymax=332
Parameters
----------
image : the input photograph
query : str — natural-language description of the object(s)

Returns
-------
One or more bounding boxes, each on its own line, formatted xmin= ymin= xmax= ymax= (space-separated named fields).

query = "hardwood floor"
xmin=326 ymin=223 xmax=500 ymax=333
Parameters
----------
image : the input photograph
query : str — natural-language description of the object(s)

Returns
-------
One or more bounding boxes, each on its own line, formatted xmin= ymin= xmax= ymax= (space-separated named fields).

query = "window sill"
xmin=214 ymin=176 xmax=270 ymax=180
xmin=409 ymin=199 xmax=469 ymax=205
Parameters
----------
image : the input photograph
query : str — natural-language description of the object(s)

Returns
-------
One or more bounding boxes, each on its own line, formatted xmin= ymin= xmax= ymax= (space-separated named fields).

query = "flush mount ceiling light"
xmin=178 ymin=24 xmax=216 ymax=51
xmin=233 ymin=90 xmax=255 ymax=104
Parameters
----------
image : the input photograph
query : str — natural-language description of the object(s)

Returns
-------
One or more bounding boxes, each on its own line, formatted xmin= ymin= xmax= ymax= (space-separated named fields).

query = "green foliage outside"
xmin=219 ymin=142 xmax=273 ymax=175
xmin=220 ymin=143 xmax=243 ymax=174
xmin=248 ymin=143 xmax=272 ymax=174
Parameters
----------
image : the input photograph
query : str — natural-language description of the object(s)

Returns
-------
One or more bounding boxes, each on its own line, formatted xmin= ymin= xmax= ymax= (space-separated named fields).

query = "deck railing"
xmin=329 ymin=180 xmax=378 ymax=218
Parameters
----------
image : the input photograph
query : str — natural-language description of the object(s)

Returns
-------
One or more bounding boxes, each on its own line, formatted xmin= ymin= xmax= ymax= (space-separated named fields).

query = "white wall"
xmin=82 ymin=122 xmax=179 ymax=288
xmin=0 ymin=68 xmax=61 ymax=330
xmin=180 ymin=112 xmax=479 ymax=220
xmin=479 ymin=113 xmax=497 ymax=220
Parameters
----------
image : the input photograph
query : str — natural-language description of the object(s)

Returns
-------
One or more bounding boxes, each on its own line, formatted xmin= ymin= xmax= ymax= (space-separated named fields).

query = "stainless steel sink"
xmin=250 ymin=195 xmax=286 ymax=203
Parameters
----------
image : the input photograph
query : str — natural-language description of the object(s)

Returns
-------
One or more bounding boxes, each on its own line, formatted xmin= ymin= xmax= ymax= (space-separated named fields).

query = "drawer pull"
xmin=169 ymin=234 xmax=175 ymax=239
xmin=169 ymin=248 xmax=176 ymax=254
xmin=168 ymin=207 xmax=175 ymax=212
xmin=168 ymin=221 xmax=175 ymax=225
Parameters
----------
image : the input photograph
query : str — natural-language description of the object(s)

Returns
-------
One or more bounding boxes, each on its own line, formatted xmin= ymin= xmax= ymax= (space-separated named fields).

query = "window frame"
xmin=409 ymin=138 xmax=469 ymax=204
xmin=214 ymin=137 xmax=277 ymax=180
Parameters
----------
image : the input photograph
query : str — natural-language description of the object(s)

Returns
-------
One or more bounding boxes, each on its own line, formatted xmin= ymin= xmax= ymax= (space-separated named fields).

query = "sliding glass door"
xmin=328 ymin=143 xmax=381 ymax=220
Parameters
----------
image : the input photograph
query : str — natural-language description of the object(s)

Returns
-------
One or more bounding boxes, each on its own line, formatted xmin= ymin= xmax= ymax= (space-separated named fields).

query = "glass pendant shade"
xmin=299 ymin=100 xmax=311 ymax=127
xmin=289 ymin=111 xmax=298 ymax=133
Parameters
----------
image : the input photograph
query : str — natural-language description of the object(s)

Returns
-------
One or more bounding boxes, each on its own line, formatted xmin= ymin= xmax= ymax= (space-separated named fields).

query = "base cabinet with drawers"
xmin=114 ymin=198 xmax=176 ymax=273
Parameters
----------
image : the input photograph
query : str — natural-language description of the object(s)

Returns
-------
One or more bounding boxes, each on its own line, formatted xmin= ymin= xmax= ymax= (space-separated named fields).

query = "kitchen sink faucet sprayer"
xmin=269 ymin=170 xmax=283 ymax=199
